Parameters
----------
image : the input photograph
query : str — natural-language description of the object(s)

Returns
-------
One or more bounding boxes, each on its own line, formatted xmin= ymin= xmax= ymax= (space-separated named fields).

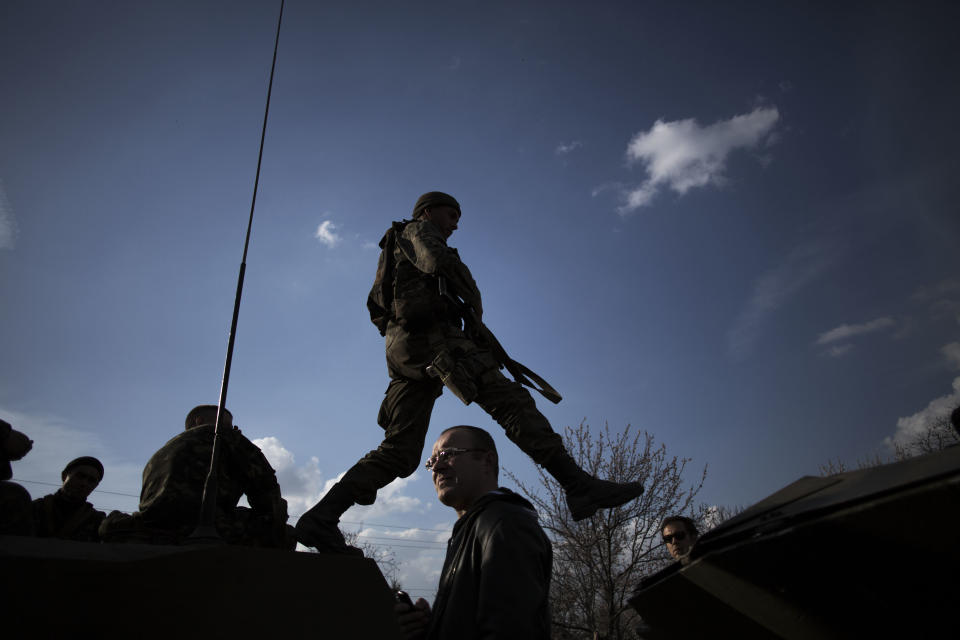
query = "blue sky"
xmin=3 ymin=1 xmax=959 ymax=598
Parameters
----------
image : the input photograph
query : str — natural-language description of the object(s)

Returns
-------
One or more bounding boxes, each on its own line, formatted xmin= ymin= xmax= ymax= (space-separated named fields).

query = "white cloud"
xmin=619 ymin=106 xmax=779 ymax=213
xmin=911 ymin=278 xmax=960 ymax=302
xmin=256 ymin=435 xmax=454 ymax=594
xmin=253 ymin=436 xmax=328 ymax=517
xmin=255 ymin=436 xmax=450 ymax=591
xmin=622 ymin=182 xmax=658 ymax=209
xmin=910 ymin=279 xmax=960 ymax=325
xmin=929 ymin=298 xmax=960 ymax=324
xmin=555 ymin=141 xmax=582 ymax=156
xmin=727 ymin=241 xmax=836 ymax=359
xmin=591 ymin=182 xmax=622 ymax=198
xmin=252 ymin=436 xmax=427 ymax=522
xmin=353 ymin=521 xmax=452 ymax=599
xmin=943 ymin=342 xmax=960 ymax=369
xmin=314 ymin=220 xmax=342 ymax=248
xmin=253 ymin=436 xmax=296 ymax=471
xmin=824 ymin=344 xmax=854 ymax=358
xmin=885 ymin=376 xmax=960 ymax=449
xmin=815 ymin=317 xmax=895 ymax=345
xmin=345 ymin=474 xmax=426 ymax=522
xmin=0 ymin=179 xmax=17 ymax=250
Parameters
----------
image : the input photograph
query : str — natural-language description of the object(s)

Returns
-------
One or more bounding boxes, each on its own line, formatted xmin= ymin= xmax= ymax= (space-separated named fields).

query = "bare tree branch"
xmin=343 ymin=528 xmax=402 ymax=590
xmin=506 ymin=421 xmax=708 ymax=640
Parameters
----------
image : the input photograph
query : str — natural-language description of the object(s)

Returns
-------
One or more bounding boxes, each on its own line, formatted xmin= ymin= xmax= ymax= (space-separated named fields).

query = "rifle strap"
xmin=436 ymin=272 xmax=563 ymax=404
xmin=503 ymin=357 xmax=563 ymax=404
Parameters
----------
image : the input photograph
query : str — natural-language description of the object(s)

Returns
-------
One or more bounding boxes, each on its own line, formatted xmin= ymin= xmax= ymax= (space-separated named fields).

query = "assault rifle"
xmin=438 ymin=275 xmax=562 ymax=404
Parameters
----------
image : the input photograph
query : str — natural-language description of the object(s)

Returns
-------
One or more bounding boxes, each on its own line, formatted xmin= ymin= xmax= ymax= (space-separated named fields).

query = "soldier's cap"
xmin=412 ymin=191 xmax=461 ymax=219
xmin=62 ymin=456 xmax=104 ymax=482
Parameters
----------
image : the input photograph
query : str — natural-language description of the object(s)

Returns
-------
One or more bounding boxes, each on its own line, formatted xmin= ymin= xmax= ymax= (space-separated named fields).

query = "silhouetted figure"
xmin=33 ymin=456 xmax=105 ymax=541
xmin=297 ymin=191 xmax=644 ymax=554
xmin=661 ymin=515 xmax=700 ymax=565
xmin=951 ymin=405 xmax=960 ymax=437
xmin=395 ymin=425 xmax=552 ymax=640
xmin=100 ymin=406 xmax=293 ymax=548
xmin=0 ymin=417 xmax=35 ymax=535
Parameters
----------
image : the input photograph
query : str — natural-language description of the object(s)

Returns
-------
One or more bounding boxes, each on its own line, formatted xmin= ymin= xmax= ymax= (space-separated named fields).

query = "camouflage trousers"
xmin=339 ymin=342 xmax=565 ymax=506
xmin=99 ymin=506 xmax=296 ymax=549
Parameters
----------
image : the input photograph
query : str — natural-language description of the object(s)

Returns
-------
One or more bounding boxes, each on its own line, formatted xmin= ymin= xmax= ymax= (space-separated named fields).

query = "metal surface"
xmin=630 ymin=445 xmax=960 ymax=638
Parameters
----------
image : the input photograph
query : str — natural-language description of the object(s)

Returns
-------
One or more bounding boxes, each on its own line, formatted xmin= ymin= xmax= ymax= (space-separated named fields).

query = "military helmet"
xmin=412 ymin=191 xmax=461 ymax=219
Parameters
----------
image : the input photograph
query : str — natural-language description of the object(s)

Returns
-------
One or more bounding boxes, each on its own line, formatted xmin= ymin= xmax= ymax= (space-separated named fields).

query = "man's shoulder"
xmin=32 ymin=493 xmax=55 ymax=506
xmin=143 ymin=428 xmax=216 ymax=479
xmin=470 ymin=490 xmax=541 ymax=528
xmin=159 ymin=427 xmax=211 ymax=448
xmin=402 ymin=217 xmax=447 ymax=243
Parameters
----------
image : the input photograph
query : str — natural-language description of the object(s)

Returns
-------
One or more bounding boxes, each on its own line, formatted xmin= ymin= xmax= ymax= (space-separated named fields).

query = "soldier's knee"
xmin=373 ymin=443 xmax=423 ymax=478
xmin=397 ymin=459 xmax=420 ymax=478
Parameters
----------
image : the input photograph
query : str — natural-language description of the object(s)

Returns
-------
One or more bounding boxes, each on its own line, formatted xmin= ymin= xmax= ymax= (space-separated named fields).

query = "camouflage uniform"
xmin=338 ymin=216 xmax=565 ymax=505
xmin=33 ymin=491 xmax=105 ymax=542
xmin=299 ymin=193 xmax=643 ymax=552
xmin=101 ymin=424 xmax=290 ymax=547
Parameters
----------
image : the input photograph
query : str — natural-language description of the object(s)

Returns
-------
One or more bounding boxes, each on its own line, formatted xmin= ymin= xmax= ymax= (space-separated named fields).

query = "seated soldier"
xmin=100 ymin=405 xmax=293 ymax=548
xmin=33 ymin=456 xmax=106 ymax=541
xmin=1 ymin=417 xmax=35 ymax=535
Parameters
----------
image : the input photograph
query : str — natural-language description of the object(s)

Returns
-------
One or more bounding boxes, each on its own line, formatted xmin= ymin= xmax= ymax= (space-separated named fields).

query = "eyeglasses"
xmin=425 ymin=448 xmax=488 ymax=470
xmin=662 ymin=531 xmax=688 ymax=544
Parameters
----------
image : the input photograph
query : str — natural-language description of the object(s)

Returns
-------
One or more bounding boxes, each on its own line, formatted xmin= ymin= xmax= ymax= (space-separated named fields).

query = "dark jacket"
xmin=427 ymin=488 xmax=552 ymax=640
xmin=32 ymin=490 xmax=105 ymax=541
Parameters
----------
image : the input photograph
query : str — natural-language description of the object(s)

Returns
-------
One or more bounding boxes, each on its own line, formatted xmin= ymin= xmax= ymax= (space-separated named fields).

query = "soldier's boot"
xmin=544 ymin=452 xmax=645 ymax=522
xmin=295 ymin=482 xmax=363 ymax=556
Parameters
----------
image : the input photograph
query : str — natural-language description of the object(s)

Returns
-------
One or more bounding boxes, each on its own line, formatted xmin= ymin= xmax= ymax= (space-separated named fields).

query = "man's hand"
xmin=394 ymin=597 xmax=430 ymax=640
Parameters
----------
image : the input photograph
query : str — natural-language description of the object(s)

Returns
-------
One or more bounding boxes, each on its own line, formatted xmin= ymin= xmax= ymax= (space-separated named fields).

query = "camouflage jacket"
xmin=32 ymin=490 xmax=105 ymax=541
xmin=381 ymin=218 xmax=483 ymax=379
xmin=139 ymin=424 xmax=286 ymax=533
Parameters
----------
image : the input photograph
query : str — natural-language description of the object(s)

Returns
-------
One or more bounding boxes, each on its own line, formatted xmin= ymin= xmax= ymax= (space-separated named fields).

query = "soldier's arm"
xmin=404 ymin=222 xmax=483 ymax=316
xmin=238 ymin=436 xmax=286 ymax=520
xmin=403 ymin=219 xmax=459 ymax=274
xmin=443 ymin=255 xmax=483 ymax=319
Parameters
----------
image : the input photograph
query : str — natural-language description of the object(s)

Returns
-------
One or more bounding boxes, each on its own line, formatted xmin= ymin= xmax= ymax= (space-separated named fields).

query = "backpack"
xmin=367 ymin=220 xmax=409 ymax=335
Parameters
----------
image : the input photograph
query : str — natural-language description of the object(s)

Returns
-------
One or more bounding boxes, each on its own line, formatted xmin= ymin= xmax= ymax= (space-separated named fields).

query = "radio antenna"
xmin=190 ymin=0 xmax=286 ymax=542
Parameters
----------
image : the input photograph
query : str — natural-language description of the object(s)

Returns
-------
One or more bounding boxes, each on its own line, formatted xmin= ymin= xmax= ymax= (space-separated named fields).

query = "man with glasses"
xmin=661 ymin=515 xmax=700 ymax=564
xmin=396 ymin=425 xmax=552 ymax=640
xmin=297 ymin=191 xmax=644 ymax=554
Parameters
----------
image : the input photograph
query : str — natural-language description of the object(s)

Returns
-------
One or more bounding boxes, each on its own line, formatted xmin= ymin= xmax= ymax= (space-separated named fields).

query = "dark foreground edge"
xmin=0 ymin=536 xmax=401 ymax=639
xmin=630 ymin=444 xmax=960 ymax=639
